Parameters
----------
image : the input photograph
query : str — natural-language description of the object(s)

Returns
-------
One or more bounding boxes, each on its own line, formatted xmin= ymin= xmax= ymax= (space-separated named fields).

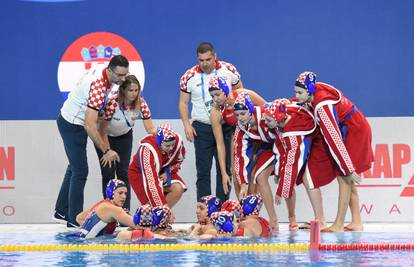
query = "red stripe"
xmin=0 ymin=186 xmax=15 ymax=189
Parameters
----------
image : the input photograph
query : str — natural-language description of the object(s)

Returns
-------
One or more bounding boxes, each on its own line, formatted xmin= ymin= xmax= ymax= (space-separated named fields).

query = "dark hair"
xmin=196 ymin=42 xmax=215 ymax=55
xmin=118 ymin=75 xmax=141 ymax=110
xmin=108 ymin=55 xmax=129 ymax=69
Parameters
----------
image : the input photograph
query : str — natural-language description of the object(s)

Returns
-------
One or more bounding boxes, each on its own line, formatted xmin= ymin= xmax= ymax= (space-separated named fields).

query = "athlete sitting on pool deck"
xmin=73 ymin=179 xmax=137 ymax=239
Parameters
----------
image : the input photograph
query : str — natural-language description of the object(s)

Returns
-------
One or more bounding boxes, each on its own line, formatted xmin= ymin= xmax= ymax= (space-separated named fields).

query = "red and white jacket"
xmin=233 ymin=106 xmax=274 ymax=185
xmin=309 ymin=82 xmax=356 ymax=176
xmin=130 ymin=134 xmax=185 ymax=206
xmin=268 ymin=104 xmax=316 ymax=198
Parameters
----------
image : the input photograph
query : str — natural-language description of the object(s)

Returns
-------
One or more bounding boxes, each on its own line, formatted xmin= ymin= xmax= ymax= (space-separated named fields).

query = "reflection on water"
xmin=1 ymin=231 xmax=414 ymax=266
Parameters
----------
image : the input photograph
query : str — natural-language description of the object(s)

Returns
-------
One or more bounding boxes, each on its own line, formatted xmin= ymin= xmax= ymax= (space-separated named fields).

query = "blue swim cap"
xmin=211 ymin=211 xmax=235 ymax=234
xmin=133 ymin=204 xmax=153 ymax=226
xmin=241 ymin=194 xmax=263 ymax=217
xmin=201 ymin=195 xmax=222 ymax=217
xmin=208 ymin=76 xmax=230 ymax=97
xmin=234 ymin=92 xmax=254 ymax=113
xmin=151 ymin=206 xmax=171 ymax=229
xmin=105 ymin=179 xmax=127 ymax=199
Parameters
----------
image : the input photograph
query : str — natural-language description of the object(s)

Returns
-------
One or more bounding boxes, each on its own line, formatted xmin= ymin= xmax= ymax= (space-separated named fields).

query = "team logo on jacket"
xmin=57 ymin=32 xmax=145 ymax=99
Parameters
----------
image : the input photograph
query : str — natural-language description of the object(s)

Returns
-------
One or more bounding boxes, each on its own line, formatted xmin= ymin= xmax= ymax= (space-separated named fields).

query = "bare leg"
xmin=285 ymin=190 xmax=298 ymax=231
xmin=165 ymin=183 xmax=184 ymax=208
xmin=230 ymin=137 xmax=241 ymax=199
xmin=247 ymin=183 xmax=257 ymax=195
xmin=325 ymin=176 xmax=351 ymax=232
xmin=256 ymin=165 xmax=278 ymax=231
xmin=233 ymin=180 xmax=241 ymax=200
xmin=302 ymin=173 xmax=327 ymax=228
xmin=344 ymin=183 xmax=363 ymax=231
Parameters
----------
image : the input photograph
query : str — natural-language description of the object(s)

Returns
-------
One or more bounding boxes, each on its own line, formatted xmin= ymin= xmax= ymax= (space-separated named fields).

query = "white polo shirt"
xmin=60 ymin=64 xmax=113 ymax=126
xmin=104 ymin=93 xmax=152 ymax=137
xmin=180 ymin=60 xmax=240 ymax=124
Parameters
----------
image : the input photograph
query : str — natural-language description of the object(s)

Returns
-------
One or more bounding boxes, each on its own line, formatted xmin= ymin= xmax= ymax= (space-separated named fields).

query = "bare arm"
xmin=179 ymin=91 xmax=196 ymax=142
xmin=109 ymin=206 xmax=136 ymax=229
xmin=86 ymin=108 xmax=120 ymax=167
xmin=98 ymin=119 xmax=110 ymax=150
xmin=210 ymin=108 xmax=230 ymax=194
xmin=76 ymin=208 xmax=92 ymax=226
xmin=232 ymin=79 xmax=244 ymax=90
xmin=143 ymin=118 xmax=156 ymax=134
xmin=84 ymin=107 xmax=108 ymax=152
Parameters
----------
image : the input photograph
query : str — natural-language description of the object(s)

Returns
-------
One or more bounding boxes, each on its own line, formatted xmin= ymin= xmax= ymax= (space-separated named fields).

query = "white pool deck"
xmin=0 ymin=223 xmax=413 ymax=233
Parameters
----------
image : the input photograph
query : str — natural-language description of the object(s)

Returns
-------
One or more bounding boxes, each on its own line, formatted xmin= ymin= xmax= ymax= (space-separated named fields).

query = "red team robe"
xmin=233 ymin=106 xmax=275 ymax=185
xmin=269 ymin=104 xmax=337 ymax=198
xmin=129 ymin=134 xmax=186 ymax=206
xmin=234 ymin=103 xmax=338 ymax=199
xmin=309 ymin=83 xmax=374 ymax=176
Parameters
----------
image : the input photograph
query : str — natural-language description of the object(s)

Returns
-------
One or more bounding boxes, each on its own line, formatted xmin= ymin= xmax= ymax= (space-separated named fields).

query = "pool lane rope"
xmin=0 ymin=243 xmax=309 ymax=252
xmin=0 ymin=243 xmax=413 ymax=252
xmin=1 ymin=221 xmax=413 ymax=252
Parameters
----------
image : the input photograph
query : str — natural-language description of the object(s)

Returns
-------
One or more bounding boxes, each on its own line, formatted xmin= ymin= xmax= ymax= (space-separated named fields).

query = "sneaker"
xmin=52 ymin=211 xmax=67 ymax=224
xmin=66 ymin=221 xmax=80 ymax=229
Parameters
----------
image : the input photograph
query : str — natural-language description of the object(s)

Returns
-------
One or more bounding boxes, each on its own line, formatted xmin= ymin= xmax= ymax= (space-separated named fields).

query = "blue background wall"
xmin=1 ymin=0 xmax=413 ymax=119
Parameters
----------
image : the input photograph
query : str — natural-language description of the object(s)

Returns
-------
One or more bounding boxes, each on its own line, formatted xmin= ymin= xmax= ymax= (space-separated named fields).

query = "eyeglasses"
xmin=111 ymin=69 xmax=129 ymax=77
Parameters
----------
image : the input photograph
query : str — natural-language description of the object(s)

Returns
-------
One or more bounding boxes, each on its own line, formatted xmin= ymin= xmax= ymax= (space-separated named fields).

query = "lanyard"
xmin=200 ymin=70 xmax=217 ymax=113
xmin=98 ymin=88 xmax=111 ymax=113
xmin=119 ymin=103 xmax=132 ymax=128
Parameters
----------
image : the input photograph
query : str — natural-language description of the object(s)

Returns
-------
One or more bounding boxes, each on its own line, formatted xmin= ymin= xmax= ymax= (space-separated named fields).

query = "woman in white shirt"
xmin=97 ymin=75 xmax=156 ymax=210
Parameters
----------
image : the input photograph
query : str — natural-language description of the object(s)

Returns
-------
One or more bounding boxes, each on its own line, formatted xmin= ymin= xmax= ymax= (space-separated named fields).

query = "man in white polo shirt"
xmin=179 ymin=42 xmax=243 ymax=202
xmin=54 ymin=55 xmax=129 ymax=227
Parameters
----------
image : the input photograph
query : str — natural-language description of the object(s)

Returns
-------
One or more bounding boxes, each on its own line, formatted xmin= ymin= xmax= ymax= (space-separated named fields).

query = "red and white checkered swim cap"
xmin=133 ymin=204 xmax=153 ymax=227
xmin=234 ymin=92 xmax=254 ymax=113
xmin=208 ymin=76 xmax=230 ymax=96
xmin=264 ymin=98 xmax=291 ymax=123
xmin=296 ymin=71 xmax=317 ymax=90
xmin=201 ymin=195 xmax=222 ymax=217
xmin=210 ymin=210 xmax=235 ymax=234
xmin=151 ymin=206 xmax=172 ymax=229
xmin=156 ymin=124 xmax=176 ymax=145
xmin=221 ymin=199 xmax=242 ymax=218
xmin=241 ymin=194 xmax=263 ymax=217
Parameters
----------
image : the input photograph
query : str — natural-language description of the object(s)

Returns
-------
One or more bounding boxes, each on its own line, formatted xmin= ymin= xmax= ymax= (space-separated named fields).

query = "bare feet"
xmin=289 ymin=222 xmax=299 ymax=231
xmin=269 ymin=219 xmax=279 ymax=232
xmin=321 ymin=224 xmax=344 ymax=232
xmin=344 ymin=223 xmax=364 ymax=232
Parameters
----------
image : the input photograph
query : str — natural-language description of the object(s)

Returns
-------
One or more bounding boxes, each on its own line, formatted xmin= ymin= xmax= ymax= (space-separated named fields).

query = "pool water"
xmin=1 ymin=228 xmax=414 ymax=266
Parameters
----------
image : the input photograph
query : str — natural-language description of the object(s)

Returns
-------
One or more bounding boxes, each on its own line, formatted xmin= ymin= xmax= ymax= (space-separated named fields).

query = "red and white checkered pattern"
xmin=234 ymin=92 xmax=249 ymax=110
xmin=221 ymin=62 xmax=241 ymax=79
xmin=140 ymin=98 xmax=151 ymax=119
xmin=179 ymin=67 xmax=198 ymax=92
xmin=221 ymin=199 xmax=242 ymax=218
xmin=201 ymin=195 xmax=217 ymax=206
xmin=87 ymin=76 xmax=110 ymax=110
xmin=241 ymin=194 xmax=263 ymax=216
xmin=210 ymin=210 xmax=234 ymax=234
xmin=152 ymin=206 xmax=172 ymax=229
xmin=296 ymin=71 xmax=316 ymax=88
xmin=104 ymin=94 xmax=151 ymax=121
xmin=208 ymin=76 xmax=220 ymax=89
xmin=265 ymin=98 xmax=291 ymax=123
xmin=137 ymin=204 xmax=153 ymax=227
xmin=157 ymin=124 xmax=175 ymax=142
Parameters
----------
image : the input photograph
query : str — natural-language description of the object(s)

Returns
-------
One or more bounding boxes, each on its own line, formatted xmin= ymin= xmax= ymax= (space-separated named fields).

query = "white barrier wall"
xmin=1 ymin=118 xmax=414 ymax=223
